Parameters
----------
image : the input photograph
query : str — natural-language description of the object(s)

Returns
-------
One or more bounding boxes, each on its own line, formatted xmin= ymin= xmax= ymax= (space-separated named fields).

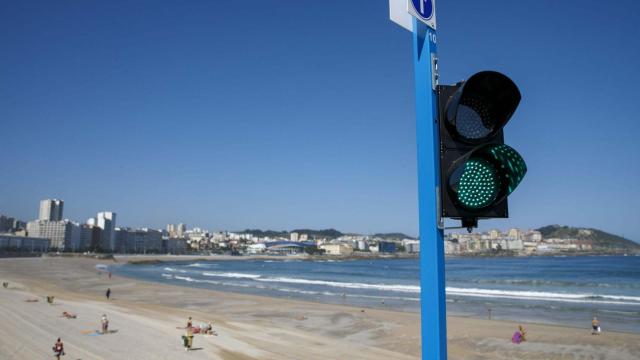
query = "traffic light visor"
xmin=446 ymin=71 xmax=521 ymax=144
xmin=449 ymin=144 xmax=527 ymax=211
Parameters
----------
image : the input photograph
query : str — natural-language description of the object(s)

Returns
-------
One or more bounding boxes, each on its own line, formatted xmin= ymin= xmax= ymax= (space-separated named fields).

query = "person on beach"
xmin=183 ymin=318 xmax=194 ymax=351
xmin=592 ymin=317 xmax=600 ymax=335
xmin=203 ymin=321 xmax=213 ymax=335
xmin=101 ymin=314 xmax=109 ymax=334
xmin=52 ymin=338 xmax=64 ymax=359
xmin=62 ymin=311 xmax=76 ymax=319
xmin=105 ymin=288 xmax=111 ymax=300
xmin=518 ymin=325 xmax=527 ymax=341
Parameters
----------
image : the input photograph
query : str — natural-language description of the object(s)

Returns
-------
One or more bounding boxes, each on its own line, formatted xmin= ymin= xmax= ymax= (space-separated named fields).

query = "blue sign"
xmin=411 ymin=0 xmax=434 ymax=20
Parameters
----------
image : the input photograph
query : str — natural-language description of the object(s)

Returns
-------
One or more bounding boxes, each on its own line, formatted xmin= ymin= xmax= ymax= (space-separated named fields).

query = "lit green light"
xmin=488 ymin=144 xmax=527 ymax=195
xmin=457 ymin=158 xmax=499 ymax=209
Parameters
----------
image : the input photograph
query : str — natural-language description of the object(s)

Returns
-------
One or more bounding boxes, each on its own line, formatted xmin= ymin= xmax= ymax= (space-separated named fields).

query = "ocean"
xmin=115 ymin=255 xmax=640 ymax=333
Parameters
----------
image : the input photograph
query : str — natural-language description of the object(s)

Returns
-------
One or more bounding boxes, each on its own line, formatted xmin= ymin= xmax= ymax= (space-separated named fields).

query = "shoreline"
xmin=1 ymin=257 xmax=639 ymax=359
xmin=114 ymin=255 xmax=640 ymax=335
xmin=4 ymin=250 xmax=638 ymax=263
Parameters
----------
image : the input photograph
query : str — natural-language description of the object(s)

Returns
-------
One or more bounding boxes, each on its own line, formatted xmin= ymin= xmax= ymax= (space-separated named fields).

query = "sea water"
xmin=116 ymin=255 xmax=640 ymax=333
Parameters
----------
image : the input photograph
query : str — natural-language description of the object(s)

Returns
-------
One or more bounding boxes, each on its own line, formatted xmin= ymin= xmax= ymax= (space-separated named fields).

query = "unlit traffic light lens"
xmin=445 ymin=71 xmax=521 ymax=144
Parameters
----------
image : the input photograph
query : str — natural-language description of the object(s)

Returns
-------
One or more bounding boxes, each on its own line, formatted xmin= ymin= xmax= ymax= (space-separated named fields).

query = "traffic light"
xmin=437 ymin=71 xmax=527 ymax=230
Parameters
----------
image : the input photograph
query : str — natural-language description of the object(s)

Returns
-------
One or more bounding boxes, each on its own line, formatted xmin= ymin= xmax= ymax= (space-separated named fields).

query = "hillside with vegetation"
xmin=372 ymin=233 xmax=416 ymax=240
xmin=240 ymin=229 xmax=344 ymax=239
xmin=537 ymin=225 xmax=640 ymax=250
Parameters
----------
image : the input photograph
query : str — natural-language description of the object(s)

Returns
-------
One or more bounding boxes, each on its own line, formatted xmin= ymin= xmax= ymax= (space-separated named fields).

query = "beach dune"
xmin=0 ymin=256 xmax=638 ymax=360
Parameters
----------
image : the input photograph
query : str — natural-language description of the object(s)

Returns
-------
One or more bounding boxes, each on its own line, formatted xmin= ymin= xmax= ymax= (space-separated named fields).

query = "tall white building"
xmin=27 ymin=220 xmax=80 ymax=250
xmin=176 ymin=223 xmax=186 ymax=238
xmin=39 ymin=199 xmax=64 ymax=221
xmin=97 ymin=212 xmax=116 ymax=251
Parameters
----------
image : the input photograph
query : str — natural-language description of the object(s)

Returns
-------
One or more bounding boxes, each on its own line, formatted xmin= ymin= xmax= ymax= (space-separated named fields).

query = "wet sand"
xmin=1 ymin=256 xmax=638 ymax=359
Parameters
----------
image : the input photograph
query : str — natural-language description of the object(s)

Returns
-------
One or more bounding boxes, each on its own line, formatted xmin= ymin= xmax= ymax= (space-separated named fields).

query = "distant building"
xmin=492 ymin=238 xmax=524 ymax=251
xmin=13 ymin=219 xmax=26 ymax=231
xmin=355 ymin=240 xmax=369 ymax=251
xmin=299 ymin=233 xmax=308 ymax=241
xmin=0 ymin=215 xmax=15 ymax=233
xmin=320 ymin=243 xmax=353 ymax=256
xmin=39 ymin=199 xmax=64 ymax=221
xmin=80 ymin=224 xmax=101 ymax=250
xmin=524 ymin=230 xmax=543 ymax=242
xmin=115 ymin=227 xmax=162 ymax=253
xmin=176 ymin=223 xmax=186 ymax=238
xmin=377 ymin=241 xmax=397 ymax=253
xmin=266 ymin=241 xmax=315 ymax=255
xmin=163 ymin=238 xmax=187 ymax=254
xmin=0 ymin=234 xmax=50 ymax=252
xmin=96 ymin=212 xmax=116 ymax=251
xmin=444 ymin=239 xmax=458 ymax=255
xmin=508 ymin=228 xmax=523 ymax=241
xmin=402 ymin=239 xmax=420 ymax=253
xmin=247 ymin=243 xmax=267 ymax=254
xmin=26 ymin=220 xmax=80 ymax=250
xmin=290 ymin=232 xmax=299 ymax=242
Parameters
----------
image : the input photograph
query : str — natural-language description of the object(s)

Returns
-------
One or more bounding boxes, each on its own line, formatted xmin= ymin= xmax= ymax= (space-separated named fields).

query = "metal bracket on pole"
xmin=431 ymin=54 xmax=439 ymax=90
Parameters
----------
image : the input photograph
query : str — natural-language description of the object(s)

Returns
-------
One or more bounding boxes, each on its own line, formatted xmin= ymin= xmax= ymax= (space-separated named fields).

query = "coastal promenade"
xmin=1 ymin=256 xmax=639 ymax=359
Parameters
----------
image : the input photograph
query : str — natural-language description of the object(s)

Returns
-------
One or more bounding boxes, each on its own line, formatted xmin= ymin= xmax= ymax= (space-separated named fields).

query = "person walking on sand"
xmin=52 ymin=338 xmax=64 ymax=359
xmin=187 ymin=316 xmax=193 ymax=330
xmin=101 ymin=314 xmax=109 ymax=334
xmin=592 ymin=317 xmax=600 ymax=335
xmin=105 ymin=288 xmax=111 ymax=300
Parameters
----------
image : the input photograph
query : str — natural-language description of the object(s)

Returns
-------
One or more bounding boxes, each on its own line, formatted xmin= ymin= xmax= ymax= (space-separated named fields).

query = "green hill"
xmin=291 ymin=229 xmax=343 ymax=239
xmin=239 ymin=229 xmax=289 ymax=239
xmin=536 ymin=225 xmax=640 ymax=250
xmin=372 ymin=233 xmax=416 ymax=240
xmin=239 ymin=229 xmax=344 ymax=239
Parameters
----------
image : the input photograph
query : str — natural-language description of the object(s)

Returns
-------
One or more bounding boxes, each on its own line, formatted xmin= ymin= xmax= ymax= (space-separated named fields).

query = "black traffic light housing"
xmin=438 ymin=71 xmax=526 ymax=230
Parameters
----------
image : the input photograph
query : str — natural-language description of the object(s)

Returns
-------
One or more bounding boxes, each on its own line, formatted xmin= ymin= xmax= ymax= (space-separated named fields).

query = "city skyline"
xmin=2 ymin=197 xmax=637 ymax=244
xmin=2 ymin=1 xmax=640 ymax=239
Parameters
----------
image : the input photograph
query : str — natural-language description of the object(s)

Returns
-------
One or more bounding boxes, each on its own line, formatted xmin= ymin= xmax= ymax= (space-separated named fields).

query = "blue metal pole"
xmin=413 ymin=18 xmax=447 ymax=360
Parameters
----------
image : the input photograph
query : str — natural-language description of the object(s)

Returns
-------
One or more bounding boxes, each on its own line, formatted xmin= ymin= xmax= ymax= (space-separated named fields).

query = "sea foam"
xmin=445 ymin=287 xmax=640 ymax=305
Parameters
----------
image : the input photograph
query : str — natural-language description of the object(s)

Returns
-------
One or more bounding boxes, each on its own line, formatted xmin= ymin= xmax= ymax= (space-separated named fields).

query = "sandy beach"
xmin=1 ymin=256 xmax=638 ymax=360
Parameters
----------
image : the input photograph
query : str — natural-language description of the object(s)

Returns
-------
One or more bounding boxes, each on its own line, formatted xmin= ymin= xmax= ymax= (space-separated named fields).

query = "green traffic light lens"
xmin=487 ymin=144 xmax=527 ymax=195
xmin=456 ymin=158 xmax=500 ymax=209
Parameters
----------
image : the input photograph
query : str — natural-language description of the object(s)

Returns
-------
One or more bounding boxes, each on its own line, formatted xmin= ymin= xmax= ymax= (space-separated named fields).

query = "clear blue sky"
xmin=1 ymin=1 xmax=639 ymax=240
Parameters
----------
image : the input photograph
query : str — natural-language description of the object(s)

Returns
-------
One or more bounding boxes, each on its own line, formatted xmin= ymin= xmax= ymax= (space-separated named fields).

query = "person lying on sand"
xmin=62 ymin=311 xmax=77 ymax=319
